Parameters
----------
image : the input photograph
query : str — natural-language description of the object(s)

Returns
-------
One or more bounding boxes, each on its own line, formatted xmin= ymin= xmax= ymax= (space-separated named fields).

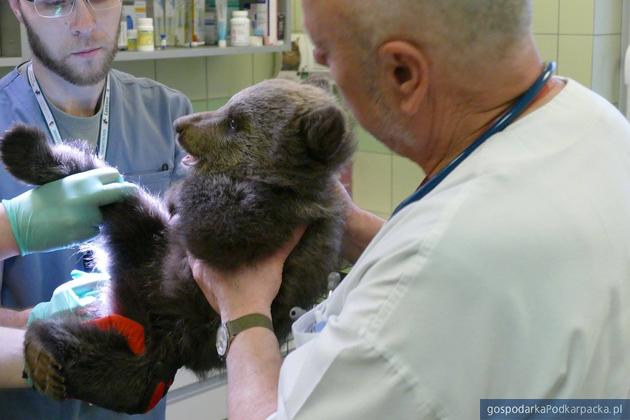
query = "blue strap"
xmin=391 ymin=61 xmax=557 ymax=217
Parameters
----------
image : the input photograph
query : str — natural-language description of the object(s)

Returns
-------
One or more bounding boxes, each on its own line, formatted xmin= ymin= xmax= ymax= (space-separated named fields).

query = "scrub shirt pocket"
xmin=124 ymin=169 xmax=173 ymax=196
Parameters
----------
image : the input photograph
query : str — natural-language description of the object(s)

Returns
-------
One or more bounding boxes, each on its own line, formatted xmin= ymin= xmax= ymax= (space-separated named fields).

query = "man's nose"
xmin=69 ymin=0 xmax=97 ymax=36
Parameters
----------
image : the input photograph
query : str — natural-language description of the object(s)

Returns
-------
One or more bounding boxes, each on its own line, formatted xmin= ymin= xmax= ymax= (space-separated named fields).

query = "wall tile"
xmin=156 ymin=57 xmax=207 ymax=101
xmin=558 ymin=35 xmax=594 ymax=86
xmin=355 ymin=124 xmax=391 ymax=154
xmin=206 ymin=55 xmax=254 ymax=98
xmin=532 ymin=0 xmax=560 ymax=34
xmin=0 ymin=67 xmax=11 ymax=79
xmin=534 ymin=34 xmax=559 ymax=63
xmin=352 ymin=152 xmax=393 ymax=214
xmin=594 ymin=0 xmax=623 ymax=34
xmin=559 ymin=0 xmax=595 ymax=34
xmin=592 ymin=34 xmax=621 ymax=103
xmin=207 ymin=97 xmax=229 ymax=111
xmin=293 ymin=0 xmax=304 ymax=33
xmin=392 ymin=155 xmax=425 ymax=208
xmin=253 ymin=53 xmax=280 ymax=83
xmin=113 ymin=60 xmax=156 ymax=80
xmin=191 ymin=100 xmax=208 ymax=113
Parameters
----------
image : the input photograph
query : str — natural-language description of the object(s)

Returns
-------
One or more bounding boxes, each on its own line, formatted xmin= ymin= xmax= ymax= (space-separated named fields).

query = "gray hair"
xmin=343 ymin=0 xmax=533 ymax=73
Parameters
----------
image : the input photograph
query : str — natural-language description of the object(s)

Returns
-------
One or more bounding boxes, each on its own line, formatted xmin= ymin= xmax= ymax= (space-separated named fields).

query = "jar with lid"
xmin=230 ymin=10 xmax=250 ymax=47
xmin=137 ymin=17 xmax=155 ymax=52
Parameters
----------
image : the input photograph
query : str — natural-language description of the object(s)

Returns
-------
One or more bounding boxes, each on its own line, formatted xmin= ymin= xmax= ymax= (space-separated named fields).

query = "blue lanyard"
xmin=391 ymin=61 xmax=557 ymax=217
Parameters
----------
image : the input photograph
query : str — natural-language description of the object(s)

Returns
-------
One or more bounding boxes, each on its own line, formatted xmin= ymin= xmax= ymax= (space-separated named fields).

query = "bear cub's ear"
xmin=301 ymin=76 xmax=334 ymax=95
xmin=300 ymin=105 xmax=346 ymax=164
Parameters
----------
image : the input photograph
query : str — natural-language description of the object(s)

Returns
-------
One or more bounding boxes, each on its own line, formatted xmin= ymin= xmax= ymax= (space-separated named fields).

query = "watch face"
xmin=216 ymin=324 xmax=229 ymax=357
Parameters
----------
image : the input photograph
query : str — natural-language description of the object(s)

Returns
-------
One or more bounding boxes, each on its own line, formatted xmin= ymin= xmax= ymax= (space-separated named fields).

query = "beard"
xmin=23 ymin=17 xmax=120 ymax=87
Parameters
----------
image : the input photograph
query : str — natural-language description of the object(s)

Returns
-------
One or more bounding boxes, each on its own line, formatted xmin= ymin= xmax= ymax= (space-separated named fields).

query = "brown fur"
xmin=0 ymin=79 xmax=355 ymax=414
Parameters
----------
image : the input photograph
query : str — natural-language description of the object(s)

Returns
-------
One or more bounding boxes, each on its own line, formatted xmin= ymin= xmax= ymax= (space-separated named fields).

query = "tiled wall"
xmin=0 ymin=0 xmax=624 ymax=218
xmin=112 ymin=54 xmax=280 ymax=114
xmin=533 ymin=0 xmax=622 ymax=105
xmin=291 ymin=0 xmax=624 ymax=217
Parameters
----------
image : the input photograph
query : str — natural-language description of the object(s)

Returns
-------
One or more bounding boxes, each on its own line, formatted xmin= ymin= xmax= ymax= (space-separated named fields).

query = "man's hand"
xmin=189 ymin=227 xmax=306 ymax=321
xmin=2 ymin=168 xmax=137 ymax=255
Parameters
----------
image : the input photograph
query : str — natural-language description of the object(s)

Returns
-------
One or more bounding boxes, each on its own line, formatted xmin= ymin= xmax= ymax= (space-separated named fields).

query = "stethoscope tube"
xmin=391 ymin=61 xmax=557 ymax=217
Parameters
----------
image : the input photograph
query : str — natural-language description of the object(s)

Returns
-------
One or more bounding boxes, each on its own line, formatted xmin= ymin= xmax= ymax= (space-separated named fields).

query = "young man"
xmin=191 ymin=0 xmax=630 ymax=419
xmin=0 ymin=0 xmax=192 ymax=418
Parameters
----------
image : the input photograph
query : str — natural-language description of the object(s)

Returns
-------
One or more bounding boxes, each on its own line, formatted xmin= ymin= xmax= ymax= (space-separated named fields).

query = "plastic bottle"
xmin=137 ymin=17 xmax=155 ymax=52
xmin=127 ymin=29 xmax=138 ymax=51
xmin=230 ymin=10 xmax=250 ymax=47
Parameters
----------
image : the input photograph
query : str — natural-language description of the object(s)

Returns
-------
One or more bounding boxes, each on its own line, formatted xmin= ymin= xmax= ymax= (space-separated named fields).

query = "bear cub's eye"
xmin=228 ymin=118 xmax=238 ymax=132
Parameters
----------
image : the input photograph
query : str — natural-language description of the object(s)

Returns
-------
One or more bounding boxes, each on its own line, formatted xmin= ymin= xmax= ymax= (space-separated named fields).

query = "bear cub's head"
xmin=174 ymin=78 xmax=355 ymax=185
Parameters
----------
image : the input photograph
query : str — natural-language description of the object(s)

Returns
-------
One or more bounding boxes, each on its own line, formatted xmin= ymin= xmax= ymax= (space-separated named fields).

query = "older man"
xmin=0 ymin=0 xmax=191 ymax=418
xmin=191 ymin=1 xmax=630 ymax=419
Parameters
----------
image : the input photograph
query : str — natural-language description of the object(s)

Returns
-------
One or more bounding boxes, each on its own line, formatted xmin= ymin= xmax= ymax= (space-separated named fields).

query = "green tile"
xmin=352 ymin=151 xmax=393 ymax=214
xmin=559 ymin=0 xmax=595 ymax=34
xmin=532 ymin=0 xmax=559 ymax=34
xmin=253 ymin=53 xmax=280 ymax=83
xmin=206 ymin=55 xmax=254 ymax=99
xmin=191 ymin=100 xmax=208 ymax=113
xmin=207 ymin=97 xmax=229 ymax=110
xmin=534 ymin=34 xmax=559 ymax=63
xmin=293 ymin=0 xmax=304 ymax=33
xmin=392 ymin=155 xmax=425 ymax=206
xmin=558 ymin=35 xmax=593 ymax=86
xmin=156 ymin=57 xmax=207 ymax=101
xmin=355 ymin=124 xmax=391 ymax=154
xmin=113 ymin=60 xmax=156 ymax=80
xmin=0 ymin=67 xmax=12 ymax=79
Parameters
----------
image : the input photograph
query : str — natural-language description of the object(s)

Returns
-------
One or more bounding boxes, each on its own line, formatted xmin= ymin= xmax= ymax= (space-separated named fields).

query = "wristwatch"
xmin=216 ymin=313 xmax=274 ymax=359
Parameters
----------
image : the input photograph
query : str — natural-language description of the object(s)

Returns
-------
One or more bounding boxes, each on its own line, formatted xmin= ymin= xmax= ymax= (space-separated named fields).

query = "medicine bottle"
xmin=127 ymin=29 xmax=138 ymax=52
xmin=230 ymin=11 xmax=250 ymax=47
xmin=137 ymin=18 xmax=155 ymax=52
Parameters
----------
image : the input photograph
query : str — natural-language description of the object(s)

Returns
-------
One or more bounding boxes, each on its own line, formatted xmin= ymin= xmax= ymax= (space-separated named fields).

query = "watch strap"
xmin=227 ymin=313 xmax=274 ymax=336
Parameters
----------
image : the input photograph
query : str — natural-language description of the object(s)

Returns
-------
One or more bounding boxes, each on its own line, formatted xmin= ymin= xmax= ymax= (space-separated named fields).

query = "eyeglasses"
xmin=24 ymin=0 xmax=122 ymax=19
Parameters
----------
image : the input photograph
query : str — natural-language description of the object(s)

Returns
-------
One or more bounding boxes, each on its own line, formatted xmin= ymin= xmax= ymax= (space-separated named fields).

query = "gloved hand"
xmin=2 ymin=167 xmax=137 ymax=255
xmin=27 ymin=270 xmax=110 ymax=326
xmin=25 ymin=270 xmax=109 ymax=387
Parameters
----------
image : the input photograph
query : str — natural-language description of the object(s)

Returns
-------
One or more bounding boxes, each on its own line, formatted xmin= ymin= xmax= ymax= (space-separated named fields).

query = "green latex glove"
xmin=27 ymin=270 xmax=109 ymax=326
xmin=2 ymin=167 xmax=137 ymax=255
xmin=25 ymin=270 xmax=109 ymax=386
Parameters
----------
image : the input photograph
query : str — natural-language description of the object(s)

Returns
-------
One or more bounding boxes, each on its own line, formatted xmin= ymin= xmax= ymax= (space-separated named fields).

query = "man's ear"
xmin=376 ymin=41 xmax=429 ymax=116
xmin=300 ymin=105 xmax=347 ymax=163
xmin=8 ymin=0 xmax=25 ymax=23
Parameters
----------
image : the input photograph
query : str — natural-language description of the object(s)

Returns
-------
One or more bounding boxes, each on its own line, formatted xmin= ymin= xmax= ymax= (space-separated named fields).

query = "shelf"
xmin=115 ymin=44 xmax=288 ymax=62
xmin=0 ymin=57 xmax=24 ymax=67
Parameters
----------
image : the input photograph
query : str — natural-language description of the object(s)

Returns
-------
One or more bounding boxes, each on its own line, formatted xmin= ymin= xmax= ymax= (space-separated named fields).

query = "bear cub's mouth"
xmin=182 ymin=154 xmax=199 ymax=167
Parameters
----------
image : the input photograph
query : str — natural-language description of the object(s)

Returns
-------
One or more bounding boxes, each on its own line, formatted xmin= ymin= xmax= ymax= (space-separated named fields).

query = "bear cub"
xmin=0 ymin=78 xmax=355 ymax=414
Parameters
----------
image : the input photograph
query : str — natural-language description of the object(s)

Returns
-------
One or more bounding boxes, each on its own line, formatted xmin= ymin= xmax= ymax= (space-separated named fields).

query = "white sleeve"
xmin=266 ymin=318 xmax=443 ymax=420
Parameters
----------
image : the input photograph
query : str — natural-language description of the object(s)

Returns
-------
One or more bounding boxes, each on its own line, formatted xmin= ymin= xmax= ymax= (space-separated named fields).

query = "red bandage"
xmin=89 ymin=314 xmax=146 ymax=355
